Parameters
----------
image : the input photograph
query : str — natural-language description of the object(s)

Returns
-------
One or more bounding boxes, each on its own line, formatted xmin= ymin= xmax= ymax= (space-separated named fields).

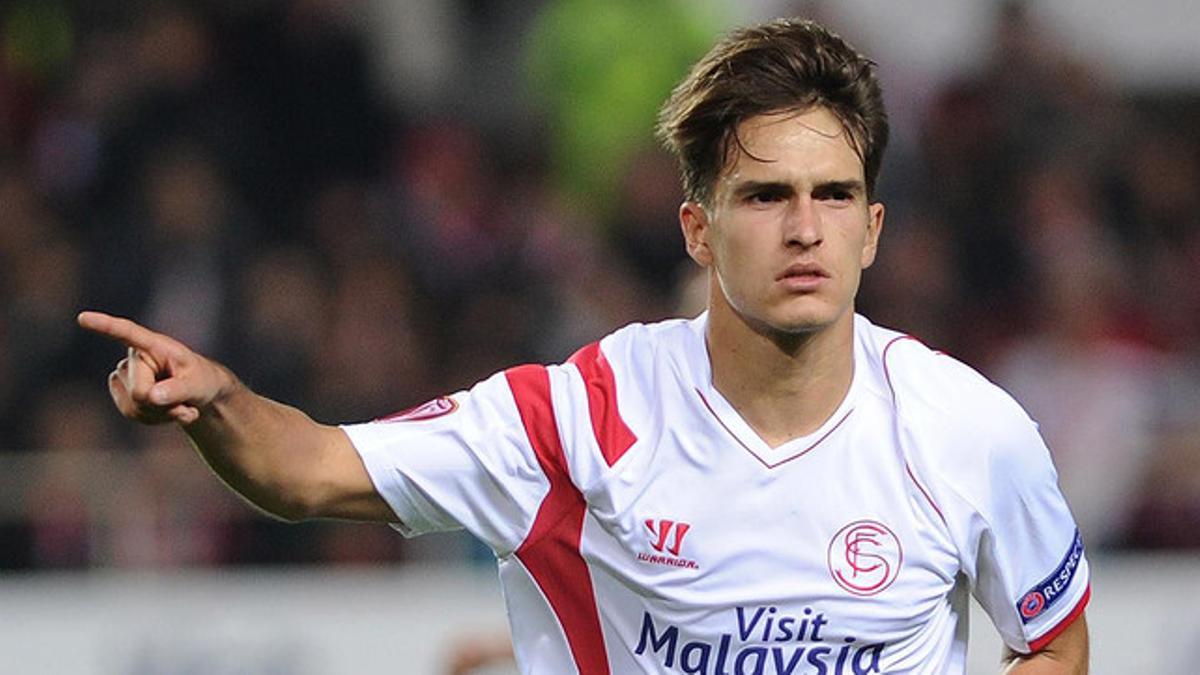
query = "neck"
xmin=705 ymin=298 xmax=856 ymax=449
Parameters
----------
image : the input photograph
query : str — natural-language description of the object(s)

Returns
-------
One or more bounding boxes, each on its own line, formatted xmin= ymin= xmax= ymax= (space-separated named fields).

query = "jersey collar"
xmin=682 ymin=312 xmax=862 ymax=468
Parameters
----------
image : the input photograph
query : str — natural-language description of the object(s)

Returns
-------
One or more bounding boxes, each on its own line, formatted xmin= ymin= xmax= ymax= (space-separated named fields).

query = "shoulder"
xmin=564 ymin=317 xmax=699 ymax=403
xmin=578 ymin=317 xmax=698 ymax=369
xmin=857 ymin=315 xmax=1034 ymax=437
xmin=543 ymin=317 xmax=697 ymax=475
xmin=854 ymin=316 xmax=1047 ymax=485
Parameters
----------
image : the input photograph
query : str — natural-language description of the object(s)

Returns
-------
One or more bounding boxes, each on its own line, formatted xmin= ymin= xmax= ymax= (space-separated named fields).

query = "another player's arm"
xmin=78 ymin=311 xmax=395 ymax=523
xmin=1002 ymin=613 xmax=1089 ymax=674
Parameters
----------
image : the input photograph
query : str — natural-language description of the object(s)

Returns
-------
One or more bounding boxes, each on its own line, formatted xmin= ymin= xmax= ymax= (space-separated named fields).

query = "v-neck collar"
xmin=682 ymin=313 xmax=860 ymax=469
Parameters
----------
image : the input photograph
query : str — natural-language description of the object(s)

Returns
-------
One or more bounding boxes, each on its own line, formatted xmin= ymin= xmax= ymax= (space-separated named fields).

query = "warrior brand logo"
xmin=827 ymin=520 xmax=902 ymax=596
xmin=635 ymin=608 xmax=885 ymax=674
xmin=646 ymin=519 xmax=690 ymax=556
xmin=639 ymin=519 xmax=699 ymax=569
xmin=1017 ymin=529 xmax=1084 ymax=623
xmin=377 ymin=396 xmax=458 ymax=423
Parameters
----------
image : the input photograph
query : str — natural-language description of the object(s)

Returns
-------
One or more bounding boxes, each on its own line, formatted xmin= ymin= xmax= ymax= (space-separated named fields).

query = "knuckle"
xmin=117 ymin=400 xmax=139 ymax=419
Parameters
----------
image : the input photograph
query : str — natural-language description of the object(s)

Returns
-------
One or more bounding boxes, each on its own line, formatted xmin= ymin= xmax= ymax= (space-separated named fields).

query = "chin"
xmin=769 ymin=317 xmax=829 ymax=336
xmin=760 ymin=302 xmax=850 ymax=336
xmin=738 ymin=311 xmax=827 ymax=338
xmin=719 ymin=287 xmax=851 ymax=338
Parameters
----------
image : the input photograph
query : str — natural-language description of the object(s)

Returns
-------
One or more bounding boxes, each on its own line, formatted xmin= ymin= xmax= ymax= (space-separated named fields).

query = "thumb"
xmin=148 ymin=378 xmax=190 ymax=407
xmin=167 ymin=404 xmax=201 ymax=425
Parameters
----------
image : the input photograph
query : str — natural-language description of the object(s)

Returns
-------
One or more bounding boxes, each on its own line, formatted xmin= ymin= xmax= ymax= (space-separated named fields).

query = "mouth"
xmin=776 ymin=262 xmax=830 ymax=291
xmin=776 ymin=262 xmax=830 ymax=281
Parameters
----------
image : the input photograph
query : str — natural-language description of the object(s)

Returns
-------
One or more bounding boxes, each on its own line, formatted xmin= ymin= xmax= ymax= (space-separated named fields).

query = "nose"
xmin=784 ymin=196 xmax=822 ymax=248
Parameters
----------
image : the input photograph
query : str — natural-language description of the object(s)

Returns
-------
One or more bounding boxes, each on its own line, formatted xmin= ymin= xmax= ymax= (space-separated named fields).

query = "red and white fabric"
xmin=344 ymin=313 xmax=1090 ymax=674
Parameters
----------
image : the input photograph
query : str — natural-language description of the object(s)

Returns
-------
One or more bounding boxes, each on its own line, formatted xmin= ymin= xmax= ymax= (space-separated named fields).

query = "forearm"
xmin=80 ymin=310 xmax=389 ymax=522
xmin=181 ymin=374 xmax=341 ymax=521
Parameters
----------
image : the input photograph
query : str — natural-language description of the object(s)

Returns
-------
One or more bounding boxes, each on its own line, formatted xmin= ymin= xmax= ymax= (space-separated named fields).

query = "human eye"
xmin=814 ymin=183 xmax=859 ymax=205
xmin=745 ymin=188 xmax=787 ymax=205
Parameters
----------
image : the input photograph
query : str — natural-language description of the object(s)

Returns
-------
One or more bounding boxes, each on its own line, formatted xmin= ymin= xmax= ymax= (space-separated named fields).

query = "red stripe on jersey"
xmin=568 ymin=341 xmax=637 ymax=467
xmin=881 ymin=334 xmax=924 ymax=399
xmin=505 ymin=364 xmax=611 ymax=675
xmin=904 ymin=460 xmax=948 ymax=526
xmin=1028 ymin=584 xmax=1091 ymax=653
xmin=882 ymin=335 xmax=949 ymax=525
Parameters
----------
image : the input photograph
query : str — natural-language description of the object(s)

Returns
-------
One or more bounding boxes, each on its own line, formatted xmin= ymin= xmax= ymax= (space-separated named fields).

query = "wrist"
xmin=181 ymin=362 xmax=248 ymax=429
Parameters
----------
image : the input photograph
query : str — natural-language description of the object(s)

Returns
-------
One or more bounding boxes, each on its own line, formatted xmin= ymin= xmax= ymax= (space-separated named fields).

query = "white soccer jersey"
xmin=344 ymin=313 xmax=1090 ymax=675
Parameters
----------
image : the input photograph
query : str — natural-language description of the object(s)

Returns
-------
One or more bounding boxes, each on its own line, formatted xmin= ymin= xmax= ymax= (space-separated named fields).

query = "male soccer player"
xmin=81 ymin=18 xmax=1089 ymax=674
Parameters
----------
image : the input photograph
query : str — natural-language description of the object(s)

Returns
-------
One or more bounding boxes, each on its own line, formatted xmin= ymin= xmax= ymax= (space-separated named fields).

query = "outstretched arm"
xmin=1003 ymin=613 xmax=1089 ymax=674
xmin=78 ymin=311 xmax=395 ymax=523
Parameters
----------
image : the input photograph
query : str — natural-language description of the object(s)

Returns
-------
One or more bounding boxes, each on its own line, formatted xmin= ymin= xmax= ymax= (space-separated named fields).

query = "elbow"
xmin=251 ymin=459 xmax=342 ymax=523
xmin=247 ymin=494 xmax=311 ymax=524
xmin=262 ymin=475 xmax=342 ymax=523
xmin=267 ymin=501 xmax=311 ymax=524
xmin=216 ymin=476 xmax=316 ymax=523
xmin=273 ymin=486 xmax=332 ymax=523
xmin=246 ymin=483 xmax=321 ymax=523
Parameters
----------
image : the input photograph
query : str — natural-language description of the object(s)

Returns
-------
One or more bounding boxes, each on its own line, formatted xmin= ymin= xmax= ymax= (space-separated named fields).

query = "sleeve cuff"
xmin=341 ymin=423 xmax=434 ymax=537
xmin=1028 ymin=584 xmax=1091 ymax=652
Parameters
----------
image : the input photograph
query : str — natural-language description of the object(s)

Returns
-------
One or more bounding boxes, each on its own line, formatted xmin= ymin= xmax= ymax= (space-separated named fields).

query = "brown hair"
xmin=657 ymin=18 xmax=888 ymax=205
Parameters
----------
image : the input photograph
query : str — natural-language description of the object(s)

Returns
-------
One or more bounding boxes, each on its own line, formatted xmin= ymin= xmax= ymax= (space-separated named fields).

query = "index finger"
xmin=77 ymin=311 xmax=180 ymax=355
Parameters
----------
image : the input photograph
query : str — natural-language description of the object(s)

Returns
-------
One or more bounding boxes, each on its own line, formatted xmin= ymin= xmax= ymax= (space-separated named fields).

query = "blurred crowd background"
xmin=1 ymin=0 xmax=1198 ymax=571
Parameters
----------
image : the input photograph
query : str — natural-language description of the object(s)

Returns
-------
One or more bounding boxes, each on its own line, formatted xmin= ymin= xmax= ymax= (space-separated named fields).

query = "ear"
xmin=680 ymin=201 xmax=714 ymax=267
xmin=860 ymin=201 xmax=885 ymax=268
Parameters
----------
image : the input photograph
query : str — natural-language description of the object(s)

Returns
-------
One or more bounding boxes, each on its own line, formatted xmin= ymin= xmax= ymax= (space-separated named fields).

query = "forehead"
xmin=719 ymin=107 xmax=864 ymax=185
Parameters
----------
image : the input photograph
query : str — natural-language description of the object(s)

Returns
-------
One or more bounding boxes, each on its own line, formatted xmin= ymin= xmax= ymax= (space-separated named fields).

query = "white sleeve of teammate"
xmin=340 ymin=369 xmax=552 ymax=556
xmin=947 ymin=407 xmax=1091 ymax=654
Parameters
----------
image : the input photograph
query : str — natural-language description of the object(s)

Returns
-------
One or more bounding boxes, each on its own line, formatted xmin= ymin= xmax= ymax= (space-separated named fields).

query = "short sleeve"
xmin=341 ymin=370 xmax=552 ymax=556
xmin=952 ymin=412 xmax=1091 ymax=653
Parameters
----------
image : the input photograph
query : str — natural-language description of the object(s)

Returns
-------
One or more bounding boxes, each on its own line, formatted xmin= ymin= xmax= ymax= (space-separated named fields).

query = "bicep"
xmin=958 ymin=411 xmax=1091 ymax=652
xmin=1003 ymin=612 xmax=1089 ymax=674
xmin=308 ymin=425 xmax=401 ymax=522
xmin=327 ymin=369 xmax=571 ymax=552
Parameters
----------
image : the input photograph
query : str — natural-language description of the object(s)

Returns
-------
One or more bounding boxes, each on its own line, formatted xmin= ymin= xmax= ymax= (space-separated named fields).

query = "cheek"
xmin=707 ymin=234 xmax=757 ymax=302
xmin=827 ymin=211 xmax=874 ymax=262
xmin=711 ymin=235 xmax=765 ymax=286
xmin=714 ymin=214 xmax=772 ymax=257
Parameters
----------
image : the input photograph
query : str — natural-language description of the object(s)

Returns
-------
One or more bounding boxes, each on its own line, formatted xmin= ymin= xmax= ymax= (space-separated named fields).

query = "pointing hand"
xmin=77 ymin=311 xmax=236 ymax=426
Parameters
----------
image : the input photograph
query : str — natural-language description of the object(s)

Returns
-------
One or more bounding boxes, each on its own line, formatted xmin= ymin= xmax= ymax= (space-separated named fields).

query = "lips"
xmin=776 ymin=262 xmax=830 ymax=282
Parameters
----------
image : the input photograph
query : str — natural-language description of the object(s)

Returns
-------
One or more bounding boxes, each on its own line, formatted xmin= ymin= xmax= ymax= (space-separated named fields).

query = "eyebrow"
xmin=815 ymin=179 xmax=866 ymax=195
xmin=729 ymin=180 xmax=792 ymax=199
xmin=728 ymin=178 xmax=866 ymax=199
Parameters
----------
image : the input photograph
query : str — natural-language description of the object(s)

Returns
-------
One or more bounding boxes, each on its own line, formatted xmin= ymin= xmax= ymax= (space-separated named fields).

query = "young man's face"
xmin=680 ymin=107 xmax=884 ymax=337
